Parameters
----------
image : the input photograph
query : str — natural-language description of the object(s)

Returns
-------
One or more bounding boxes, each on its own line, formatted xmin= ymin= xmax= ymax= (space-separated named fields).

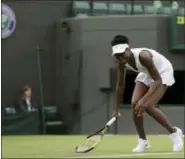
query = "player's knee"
xmin=145 ymin=108 xmax=152 ymax=116
xmin=145 ymin=106 xmax=154 ymax=113
xmin=131 ymin=99 xmax=138 ymax=110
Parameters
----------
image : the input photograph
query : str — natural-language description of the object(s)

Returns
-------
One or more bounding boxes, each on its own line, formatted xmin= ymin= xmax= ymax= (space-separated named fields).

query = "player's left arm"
xmin=139 ymin=50 xmax=162 ymax=100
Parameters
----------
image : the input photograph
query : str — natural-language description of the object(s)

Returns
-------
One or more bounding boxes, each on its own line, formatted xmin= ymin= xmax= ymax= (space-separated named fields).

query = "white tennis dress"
xmin=125 ymin=48 xmax=175 ymax=86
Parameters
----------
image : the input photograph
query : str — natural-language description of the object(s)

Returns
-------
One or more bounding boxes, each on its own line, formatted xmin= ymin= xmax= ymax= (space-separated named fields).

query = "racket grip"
xmin=106 ymin=117 xmax=116 ymax=126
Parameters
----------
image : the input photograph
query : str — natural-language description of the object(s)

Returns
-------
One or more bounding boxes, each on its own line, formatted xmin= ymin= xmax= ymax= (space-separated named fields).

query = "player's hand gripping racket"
xmin=75 ymin=117 xmax=116 ymax=153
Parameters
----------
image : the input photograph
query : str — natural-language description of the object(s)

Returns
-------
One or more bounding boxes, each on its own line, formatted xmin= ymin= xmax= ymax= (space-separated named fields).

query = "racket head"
xmin=75 ymin=135 xmax=102 ymax=153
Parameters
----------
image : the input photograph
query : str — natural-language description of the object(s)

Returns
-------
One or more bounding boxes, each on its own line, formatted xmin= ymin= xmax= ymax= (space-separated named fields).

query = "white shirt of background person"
xmin=25 ymin=97 xmax=32 ymax=112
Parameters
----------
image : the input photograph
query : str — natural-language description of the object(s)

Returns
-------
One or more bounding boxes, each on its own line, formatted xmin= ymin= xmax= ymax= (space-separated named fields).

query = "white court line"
xmin=65 ymin=152 xmax=184 ymax=158
xmin=105 ymin=134 xmax=185 ymax=136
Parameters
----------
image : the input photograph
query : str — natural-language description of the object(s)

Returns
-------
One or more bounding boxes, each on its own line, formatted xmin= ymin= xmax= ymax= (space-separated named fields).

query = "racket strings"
xmin=81 ymin=138 xmax=97 ymax=147
xmin=76 ymin=136 xmax=101 ymax=153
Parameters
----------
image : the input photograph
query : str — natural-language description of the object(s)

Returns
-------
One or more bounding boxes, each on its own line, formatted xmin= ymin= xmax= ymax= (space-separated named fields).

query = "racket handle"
xmin=106 ymin=117 xmax=116 ymax=126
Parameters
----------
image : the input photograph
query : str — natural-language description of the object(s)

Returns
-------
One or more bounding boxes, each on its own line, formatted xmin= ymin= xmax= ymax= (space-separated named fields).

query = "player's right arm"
xmin=112 ymin=63 xmax=126 ymax=117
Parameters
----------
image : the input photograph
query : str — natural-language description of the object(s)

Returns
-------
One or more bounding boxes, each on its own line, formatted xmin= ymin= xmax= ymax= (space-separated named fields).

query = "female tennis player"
xmin=111 ymin=35 xmax=183 ymax=153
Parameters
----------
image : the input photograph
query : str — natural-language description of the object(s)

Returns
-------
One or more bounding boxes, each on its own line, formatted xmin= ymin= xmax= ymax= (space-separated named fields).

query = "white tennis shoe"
xmin=132 ymin=138 xmax=151 ymax=153
xmin=132 ymin=127 xmax=183 ymax=153
xmin=169 ymin=127 xmax=183 ymax=152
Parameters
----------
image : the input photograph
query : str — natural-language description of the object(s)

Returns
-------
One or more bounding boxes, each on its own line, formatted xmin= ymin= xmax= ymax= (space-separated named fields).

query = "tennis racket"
xmin=75 ymin=117 xmax=116 ymax=153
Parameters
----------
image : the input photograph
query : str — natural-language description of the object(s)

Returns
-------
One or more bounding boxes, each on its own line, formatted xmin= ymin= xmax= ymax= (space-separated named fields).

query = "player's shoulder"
xmin=131 ymin=47 xmax=156 ymax=53
xmin=132 ymin=47 xmax=155 ymax=62
xmin=131 ymin=47 xmax=149 ymax=54
xmin=132 ymin=47 xmax=163 ymax=58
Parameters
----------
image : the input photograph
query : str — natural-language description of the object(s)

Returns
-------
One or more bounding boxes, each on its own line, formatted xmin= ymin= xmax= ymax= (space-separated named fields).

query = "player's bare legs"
xmin=131 ymin=82 xmax=151 ymax=152
xmin=134 ymin=83 xmax=183 ymax=152
xmin=144 ymin=84 xmax=183 ymax=152
xmin=131 ymin=82 xmax=148 ymax=140
xmin=145 ymin=84 xmax=175 ymax=133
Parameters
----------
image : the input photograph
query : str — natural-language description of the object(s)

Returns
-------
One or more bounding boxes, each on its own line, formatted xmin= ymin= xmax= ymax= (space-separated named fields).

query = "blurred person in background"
xmin=17 ymin=85 xmax=37 ymax=113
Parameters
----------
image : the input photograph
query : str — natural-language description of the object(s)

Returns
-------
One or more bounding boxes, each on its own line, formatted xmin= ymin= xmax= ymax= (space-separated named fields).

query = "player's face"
xmin=115 ymin=49 xmax=131 ymax=64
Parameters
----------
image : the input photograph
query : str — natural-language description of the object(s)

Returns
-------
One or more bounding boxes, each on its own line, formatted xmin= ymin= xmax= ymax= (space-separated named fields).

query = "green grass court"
xmin=2 ymin=135 xmax=184 ymax=158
